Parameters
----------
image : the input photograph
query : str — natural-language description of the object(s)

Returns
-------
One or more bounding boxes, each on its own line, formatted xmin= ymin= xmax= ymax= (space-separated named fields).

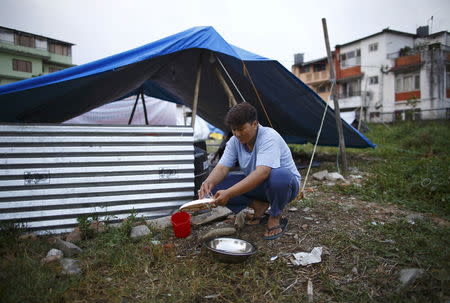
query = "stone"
xmin=406 ymin=214 xmax=424 ymax=224
xmin=191 ymin=206 xmax=232 ymax=226
xmin=19 ymin=232 xmax=38 ymax=241
xmin=47 ymin=248 xmax=63 ymax=258
xmin=399 ymin=268 xmax=424 ymax=286
xmin=60 ymin=258 xmax=82 ymax=275
xmin=130 ymin=225 xmax=151 ymax=239
xmin=234 ymin=211 xmax=246 ymax=230
xmin=341 ymin=204 xmax=355 ymax=211
xmin=41 ymin=255 xmax=62 ymax=264
xmin=302 ymin=207 xmax=311 ymax=213
xmin=288 ymin=207 xmax=298 ymax=212
xmin=349 ymin=167 xmax=360 ymax=173
xmin=301 ymin=224 xmax=309 ymax=230
xmin=89 ymin=221 xmax=106 ymax=233
xmin=312 ymin=170 xmax=328 ymax=181
xmin=381 ymin=239 xmax=396 ymax=244
xmin=146 ymin=216 xmax=172 ymax=229
xmin=325 ymin=172 xmax=345 ymax=181
xmin=41 ymin=249 xmax=63 ymax=264
xmin=49 ymin=237 xmax=82 ymax=257
xmin=66 ymin=227 xmax=82 ymax=242
xmin=200 ymin=227 xmax=236 ymax=241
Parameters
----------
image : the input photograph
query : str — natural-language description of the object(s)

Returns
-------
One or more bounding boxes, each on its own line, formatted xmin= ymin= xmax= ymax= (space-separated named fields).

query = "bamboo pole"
xmin=214 ymin=67 xmax=237 ymax=108
xmin=191 ymin=54 xmax=203 ymax=128
xmin=322 ymin=18 xmax=348 ymax=171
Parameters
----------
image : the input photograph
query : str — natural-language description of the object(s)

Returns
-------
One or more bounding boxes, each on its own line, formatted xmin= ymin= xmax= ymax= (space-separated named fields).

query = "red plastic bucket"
xmin=171 ymin=211 xmax=191 ymax=238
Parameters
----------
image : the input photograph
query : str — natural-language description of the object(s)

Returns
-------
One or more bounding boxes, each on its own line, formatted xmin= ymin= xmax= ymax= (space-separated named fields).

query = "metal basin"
xmin=204 ymin=237 xmax=257 ymax=263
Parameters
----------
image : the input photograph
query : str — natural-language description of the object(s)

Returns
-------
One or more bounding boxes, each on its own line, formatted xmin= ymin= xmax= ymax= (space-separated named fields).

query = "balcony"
xmin=395 ymin=90 xmax=421 ymax=102
xmin=339 ymin=90 xmax=362 ymax=99
xmin=301 ymin=70 xmax=329 ymax=84
xmin=338 ymin=66 xmax=362 ymax=80
xmin=395 ymin=53 xmax=421 ymax=67
xmin=0 ymin=39 xmax=50 ymax=60
xmin=0 ymin=38 xmax=73 ymax=66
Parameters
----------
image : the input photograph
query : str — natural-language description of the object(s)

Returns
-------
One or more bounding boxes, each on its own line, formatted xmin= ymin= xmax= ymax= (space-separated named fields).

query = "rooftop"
xmin=0 ymin=25 xmax=75 ymax=46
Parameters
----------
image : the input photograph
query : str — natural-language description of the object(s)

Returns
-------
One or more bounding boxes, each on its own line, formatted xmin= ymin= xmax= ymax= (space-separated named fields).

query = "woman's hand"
xmin=198 ymin=179 xmax=214 ymax=199
xmin=213 ymin=190 xmax=231 ymax=206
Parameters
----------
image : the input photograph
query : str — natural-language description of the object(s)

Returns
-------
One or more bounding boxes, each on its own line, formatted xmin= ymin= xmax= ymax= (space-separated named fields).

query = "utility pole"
xmin=322 ymin=18 xmax=348 ymax=171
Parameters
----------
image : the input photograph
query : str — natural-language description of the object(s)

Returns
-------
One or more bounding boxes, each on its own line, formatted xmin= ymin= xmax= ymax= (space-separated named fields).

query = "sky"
xmin=1 ymin=0 xmax=449 ymax=70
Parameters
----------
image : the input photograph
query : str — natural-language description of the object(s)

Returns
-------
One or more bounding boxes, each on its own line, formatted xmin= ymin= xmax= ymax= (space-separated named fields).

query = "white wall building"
xmin=322 ymin=27 xmax=449 ymax=123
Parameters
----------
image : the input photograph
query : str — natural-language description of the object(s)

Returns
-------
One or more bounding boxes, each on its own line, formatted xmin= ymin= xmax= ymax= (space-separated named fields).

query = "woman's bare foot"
xmin=264 ymin=215 xmax=281 ymax=237
xmin=246 ymin=200 xmax=269 ymax=225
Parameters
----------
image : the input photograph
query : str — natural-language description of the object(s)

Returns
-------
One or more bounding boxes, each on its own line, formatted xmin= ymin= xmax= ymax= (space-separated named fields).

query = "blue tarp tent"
xmin=0 ymin=26 xmax=374 ymax=148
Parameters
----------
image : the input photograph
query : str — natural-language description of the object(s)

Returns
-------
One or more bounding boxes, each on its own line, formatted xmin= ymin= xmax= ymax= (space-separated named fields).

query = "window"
xmin=48 ymin=42 xmax=71 ymax=56
xmin=395 ymin=73 xmax=420 ymax=92
xmin=300 ymin=65 xmax=310 ymax=73
xmin=340 ymin=79 xmax=361 ymax=98
xmin=12 ymin=59 xmax=32 ymax=73
xmin=340 ymin=49 xmax=361 ymax=68
xmin=49 ymin=67 xmax=62 ymax=73
xmin=313 ymin=63 xmax=326 ymax=72
xmin=369 ymin=43 xmax=378 ymax=52
xmin=14 ymin=33 xmax=35 ymax=48
xmin=369 ymin=76 xmax=379 ymax=85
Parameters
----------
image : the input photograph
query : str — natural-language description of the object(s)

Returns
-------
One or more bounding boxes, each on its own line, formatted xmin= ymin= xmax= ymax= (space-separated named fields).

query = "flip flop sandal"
xmin=245 ymin=213 xmax=269 ymax=226
xmin=264 ymin=218 xmax=288 ymax=240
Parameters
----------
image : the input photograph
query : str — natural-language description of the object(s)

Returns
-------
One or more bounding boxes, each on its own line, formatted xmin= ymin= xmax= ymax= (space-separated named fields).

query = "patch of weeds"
xmin=361 ymin=219 xmax=450 ymax=268
xmin=356 ymin=219 xmax=450 ymax=301
xmin=0 ymin=222 xmax=27 ymax=249
xmin=298 ymin=196 xmax=316 ymax=208
xmin=0 ymin=225 xmax=79 ymax=303
xmin=317 ymin=217 xmax=450 ymax=302
xmin=345 ymin=157 xmax=450 ymax=218
xmin=76 ymin=214 xmax=98 ymax=240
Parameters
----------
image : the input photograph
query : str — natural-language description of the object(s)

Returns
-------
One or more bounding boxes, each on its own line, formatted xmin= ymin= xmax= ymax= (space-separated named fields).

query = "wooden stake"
xmin=322 ymin=18 xmax=348 ymax=171
xmin=191 ymin=54 xmax=203 ymax=129
xmin=214 ymin=67 xmax=237 ymax=108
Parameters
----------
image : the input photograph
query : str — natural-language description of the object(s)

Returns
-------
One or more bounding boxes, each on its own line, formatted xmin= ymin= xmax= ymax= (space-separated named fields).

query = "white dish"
xmin=179 ymin=198 xmax=216 ymax=212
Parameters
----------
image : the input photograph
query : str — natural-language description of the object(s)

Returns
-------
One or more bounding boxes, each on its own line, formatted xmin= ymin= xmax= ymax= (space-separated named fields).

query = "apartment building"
xmin=293 ymin=26 xmax=450 ymax=123
xmin=292 ymin=56 xmax=332 ymax=101
xmin=0 ymin=26 xmax=75 ymax=85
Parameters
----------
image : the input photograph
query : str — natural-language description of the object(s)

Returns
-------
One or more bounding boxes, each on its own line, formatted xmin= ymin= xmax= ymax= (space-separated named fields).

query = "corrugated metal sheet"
xmin=0 ymin=124 xmax=195 ymax=233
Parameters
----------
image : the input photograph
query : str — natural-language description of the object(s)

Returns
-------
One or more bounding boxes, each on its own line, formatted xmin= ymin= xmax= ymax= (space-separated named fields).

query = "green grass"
xmin=1 ymin=120 xmax=449 ymax=302
xmin=292 ymin=120 xmax=450 ymax=219
xmin=313 ymin=214 xmax=450 ymax=302
xmin=0 ymin=223 xmax=79 ymax=303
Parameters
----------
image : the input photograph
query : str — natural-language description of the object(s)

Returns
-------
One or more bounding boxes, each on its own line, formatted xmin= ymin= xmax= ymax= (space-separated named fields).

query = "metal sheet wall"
xmin=0 ymin=124 xmax=195 ymax=233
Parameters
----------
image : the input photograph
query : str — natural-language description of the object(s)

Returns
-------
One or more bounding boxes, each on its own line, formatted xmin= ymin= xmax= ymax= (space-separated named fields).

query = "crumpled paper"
xmin=291 ymin=247 xmax=323 ymax=266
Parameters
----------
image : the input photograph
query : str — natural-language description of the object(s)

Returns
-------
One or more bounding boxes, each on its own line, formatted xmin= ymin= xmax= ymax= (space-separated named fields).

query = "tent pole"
xmin=214 ymin=66 xmax=237 ymax=107
xmin=322 ymin=18 xmax=348 ymax=172
xmin=191 ymin=53 xmax=203 ymax=129
xmin=140 ymin=92 xmax=149 ymax=125
xmin=128 ymin=93 xmax=140 ymax=125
